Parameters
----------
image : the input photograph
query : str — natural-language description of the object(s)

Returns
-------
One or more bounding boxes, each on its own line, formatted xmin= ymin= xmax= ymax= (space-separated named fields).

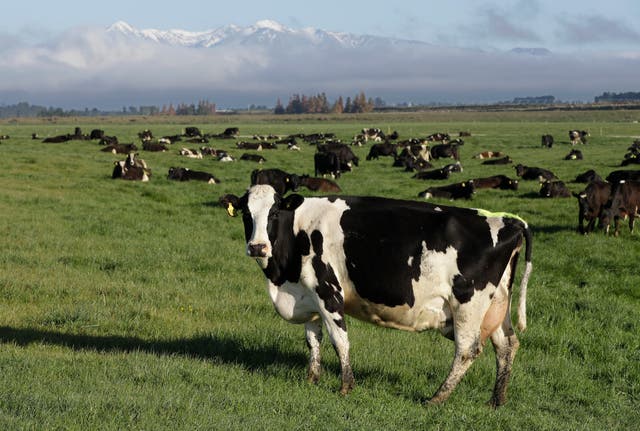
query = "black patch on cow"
xmin=339 ymin=196 xmax=523 ymax=306
xmin=296 ymin=230 xmax=311 ymax=256
xmin=310 ymin=230 xmax=345 ymax=329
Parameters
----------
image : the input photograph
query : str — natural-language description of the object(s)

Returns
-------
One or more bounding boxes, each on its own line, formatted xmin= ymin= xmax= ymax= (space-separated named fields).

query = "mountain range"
xmin=105 ymin=19 xmax=432 ymax=50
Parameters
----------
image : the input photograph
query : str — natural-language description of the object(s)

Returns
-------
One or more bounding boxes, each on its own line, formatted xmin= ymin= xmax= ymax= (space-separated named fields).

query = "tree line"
xmin=274 ymin=92 xmax=383 ymax=114
xmin=594 ymin=92 xmax=640 ymax=103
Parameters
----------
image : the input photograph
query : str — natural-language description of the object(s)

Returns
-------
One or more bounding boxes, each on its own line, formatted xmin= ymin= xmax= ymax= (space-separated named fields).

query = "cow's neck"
xmin=262 ymin=211 xmax=301 ymax=285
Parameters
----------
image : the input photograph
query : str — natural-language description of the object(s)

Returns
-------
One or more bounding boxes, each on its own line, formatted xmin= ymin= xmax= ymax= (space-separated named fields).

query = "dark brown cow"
xmin=299 ymin=175 xmax=342 ymax=193
xmin=482 ymin=156 xmax=512 ymax=165
xmin=473 ymin=151 xmax=504 ymax=159
xmin=539 ymin=180 xmax=571 ymax=198
xmin=515 ymin=164 xmax=557 ymax=181
xmin=574 ymin=181 xmax=612 ymax=234
xmin=574 ymin=169 xmax=602 ymax=183
xmin=600 ymin=180 xmax=640 ymax=236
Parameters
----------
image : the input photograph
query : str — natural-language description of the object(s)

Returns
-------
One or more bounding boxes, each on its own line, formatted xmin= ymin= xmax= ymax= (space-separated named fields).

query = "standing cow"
xmin=220 ymin=185 xmax=532 ymax=407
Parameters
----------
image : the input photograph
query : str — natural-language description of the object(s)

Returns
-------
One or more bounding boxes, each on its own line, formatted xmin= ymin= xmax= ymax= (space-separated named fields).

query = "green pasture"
xmin=0 ymin=110 xmax=638 ymax=430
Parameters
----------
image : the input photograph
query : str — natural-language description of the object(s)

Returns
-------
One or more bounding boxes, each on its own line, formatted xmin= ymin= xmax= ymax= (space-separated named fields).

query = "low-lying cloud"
xmin=0 ymin=26 xmax=639 ymax=109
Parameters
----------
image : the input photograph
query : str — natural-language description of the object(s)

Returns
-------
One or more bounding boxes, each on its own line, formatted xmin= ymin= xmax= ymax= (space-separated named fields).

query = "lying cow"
xmin=539 ymin=180 xmax=571 ymax=198
xmin=101 ymin=143 xmax=138 ymax=154
xmin=112 ymin=161 xmax=150 ymax=182
xmin=472 ymin=175 xmax=519 ymax=190
xmin=250 ymin=169 xmax=300 ymax=195
xmin=240 ymin=153 xmax=266 ymax=163
xmin=473 ymin=151 xmax=504 ymax=160
xmin=574 ymin=169 xmax=602 ymax=183
xmin=167 ymin=167 xmax=220 ymax=184
xmin=179 ymin=148 xmax=203 ymax=159
xmin=412 ymin=168 xmax=450 ymax=180
xmin=299 ymin=175 xmax=342 ymax=193
xmin=220 ymin=184 xmax=532 ymax=406
xmin=574 ymin=181 xmax=611 ymax=234
xmin=606 ymin=169 xmax=640 ymax=184
xmin=600 ymin=180 xmax=640 ymax=236
xmin=482 ymin=156 xmax=512 ymax=165
xmin=564 ymin=149 xmax=583 ymax=160
xmin=514 ymin=164 xmax=557 ymax=181
xmin=418 ymin=180 xmax=475 ymax=200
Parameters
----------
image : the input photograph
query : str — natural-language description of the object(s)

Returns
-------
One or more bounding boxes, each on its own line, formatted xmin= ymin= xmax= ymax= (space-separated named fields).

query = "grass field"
xmin=0 ymin=110 xmax=639 ymax=430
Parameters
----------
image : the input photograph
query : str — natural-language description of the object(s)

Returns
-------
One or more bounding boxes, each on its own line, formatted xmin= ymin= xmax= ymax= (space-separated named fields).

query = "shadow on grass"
xmin=0 ymin=325 xmax=412 ymax=391
xmin=0 ymin=325 xmax=306 ymax=374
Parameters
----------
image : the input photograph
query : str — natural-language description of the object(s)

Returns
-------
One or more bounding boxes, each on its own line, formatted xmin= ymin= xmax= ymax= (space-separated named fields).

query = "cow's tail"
xmin=517 ymin=224 xmax=533 ymax=332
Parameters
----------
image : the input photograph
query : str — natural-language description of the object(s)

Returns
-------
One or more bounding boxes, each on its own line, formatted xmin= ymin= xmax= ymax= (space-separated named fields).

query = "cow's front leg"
xmin=305 ymin=319 xmax=323 ymax=384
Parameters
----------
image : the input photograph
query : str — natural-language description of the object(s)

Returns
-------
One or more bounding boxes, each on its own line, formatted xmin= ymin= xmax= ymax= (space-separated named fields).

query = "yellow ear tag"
xmin=226 ymin=203 xmax=235 ymax=217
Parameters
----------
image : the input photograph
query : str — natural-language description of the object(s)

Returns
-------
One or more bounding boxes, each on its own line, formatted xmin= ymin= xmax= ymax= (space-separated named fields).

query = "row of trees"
xmin=594 ymin=92 xmax=640 ymax=103
xmin=274 ymin=92 xmax=382 ymax=114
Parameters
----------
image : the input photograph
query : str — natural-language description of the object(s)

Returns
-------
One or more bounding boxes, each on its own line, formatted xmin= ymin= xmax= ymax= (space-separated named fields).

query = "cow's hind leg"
xmin=489 ymin=321 xmax=519 ymax=407
xmin=305 ymin=319 xmax=323 ymax=384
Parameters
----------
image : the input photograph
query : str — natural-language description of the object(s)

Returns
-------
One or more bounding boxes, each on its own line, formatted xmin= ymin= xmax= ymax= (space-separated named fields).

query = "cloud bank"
xmin=0 ymin=24 xmax=639 ymax=109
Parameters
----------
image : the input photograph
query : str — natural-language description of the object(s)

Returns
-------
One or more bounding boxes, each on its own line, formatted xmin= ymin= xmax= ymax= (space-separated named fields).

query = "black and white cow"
xmin=250 ymin=169 xmax=300 ymax=195
xmin=564 ymin=149 xmax=583 ymax=160
xmin=569 ymin=130 xmax=588 ymax=145
xmin=220 ymin=185 xmax=532 ymax=406
xmin=418 ymin=180 xmax=475 ymax=200
xmin=167 ymin=167 xmax=220 ymax=184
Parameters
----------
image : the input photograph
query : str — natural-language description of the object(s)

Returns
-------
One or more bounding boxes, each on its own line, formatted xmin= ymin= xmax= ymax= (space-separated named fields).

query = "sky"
xmin=2 ymin=0 xmax=640 ymax=109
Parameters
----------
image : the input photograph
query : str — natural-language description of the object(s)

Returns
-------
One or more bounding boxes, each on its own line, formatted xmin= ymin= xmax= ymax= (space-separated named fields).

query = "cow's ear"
xmin=281 ymin=194 xmax=304 ymax=211
xmin=219 ymin=194 xmax=240 ymax=217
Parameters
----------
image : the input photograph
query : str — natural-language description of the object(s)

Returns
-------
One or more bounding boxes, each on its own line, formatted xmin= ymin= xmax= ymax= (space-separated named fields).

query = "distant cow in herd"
xmin=539 ymin=180 xmax=571 ymax=198
xmin=541 ymin=134 xmax=554 ymax=148
xmin=600 ymin=180 xmax=640 ymax=236
xmin=299 ymin=175 xmax=342 ymax=193
xmin=418 ymin=180 xmax=475 ymax=200
xmin=250 ymin=169 xmax=300 ymax=195
xmin=167 ymin=167 xmax=220 ymax=184
xmin=515 ymin=164 xmax=557 ymax=182
xmin=569 ymin=130 xmax=589 ymax=145
xmin=472 ymin=175 xmax=519 ymax=190
xmin=574 ymin=181 xmax=612 ymax=234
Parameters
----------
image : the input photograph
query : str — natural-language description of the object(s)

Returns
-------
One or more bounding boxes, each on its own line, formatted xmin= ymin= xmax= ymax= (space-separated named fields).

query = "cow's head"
xmin=220 ymin=185 xmax=304 ymax=267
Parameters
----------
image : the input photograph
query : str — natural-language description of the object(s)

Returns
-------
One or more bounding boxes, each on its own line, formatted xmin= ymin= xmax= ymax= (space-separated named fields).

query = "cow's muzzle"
xmin=247 ymin=243 xmax=268 ymax=257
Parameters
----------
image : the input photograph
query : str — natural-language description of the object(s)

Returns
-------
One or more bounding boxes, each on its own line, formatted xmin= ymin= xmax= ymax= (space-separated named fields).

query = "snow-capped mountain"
xmin=105 ymin=19 xmax=428 ymax=49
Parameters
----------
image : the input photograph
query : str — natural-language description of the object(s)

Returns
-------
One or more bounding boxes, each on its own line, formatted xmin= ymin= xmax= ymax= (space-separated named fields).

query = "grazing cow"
xmin=472 ymin=175 xmax=519 ymax=190
xmin=179 ymin=148 xmax=203 ymax=159
xmin=167 ymin=167 xmax=219 ymax=184
xmin=541 ymin=134 xmax=554 ymax=148
xmin=314 ymin=152 xmax=341 ymax=178
xmin=361 ymin=127 xmax=385 ymax=142
xmin=240 ymin=153 xmax=266 ymax=163
xmin=600 ymin=180 xmax=640 ymax=236
xmin=366 ymin=142 xmax=397 ymax=160
xmin=101 ymin=143 xmax=138 ymax=154
xmin=412 ymin=168 xmax=450 ymax=180
xmin=473 ymin=151 xmax=504 ymax=160
xmin=574 ymin=181 xmax=612 ymax=234
xmin=564 ymin=149 xmax=583 ymax=160
xmin=574 ymin=169 xmax=603 ymax=183
xmin=482 ymin=156 xmax=513 ymax=165
xmin=430 ymin=143 xmax=461 ymax=161
xmin=569 ymin=130 xmax=588 ymax=145
xmin=539 ymin=180 xmax=571 ymax=198
xmin=318 ymin=143 xmax=359 ymax=172
xmin=605 ymin=170 xmax=640 ymax=184
xmin=418 ymin=180 xmax=475 ymax=200
xmin=220 ymin=184 xmax=532 ymax=406
xmin=514 ymin=164 xmax=557 ymax=181
xmin=251 ymin=169 xmax=300 ymax=195
xmin=299 ymin=175 xmax=342 ymax=193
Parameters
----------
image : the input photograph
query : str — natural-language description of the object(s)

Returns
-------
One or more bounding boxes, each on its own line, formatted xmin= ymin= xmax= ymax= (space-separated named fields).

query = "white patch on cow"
xmin=407 ymin=256 xmax=413 ymax=267
xmin=423 ymin=193 xmax=433 ymax=199
xmin=246 ymin=185 xmax=277 ymax=264
xmin=485 ymin=217 xmax=505 ymax=247
xmin=267 ymin=280 xmax=319 ymax=323
xmin=434 ymin=206 xmax=442 ymax=212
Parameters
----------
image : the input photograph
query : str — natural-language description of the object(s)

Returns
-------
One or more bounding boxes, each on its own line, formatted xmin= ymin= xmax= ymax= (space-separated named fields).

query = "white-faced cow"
xmin=569 ymin=130 xmax=588 ymax=145
xmin=220 ymin=185 xmax=532 ymax=406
